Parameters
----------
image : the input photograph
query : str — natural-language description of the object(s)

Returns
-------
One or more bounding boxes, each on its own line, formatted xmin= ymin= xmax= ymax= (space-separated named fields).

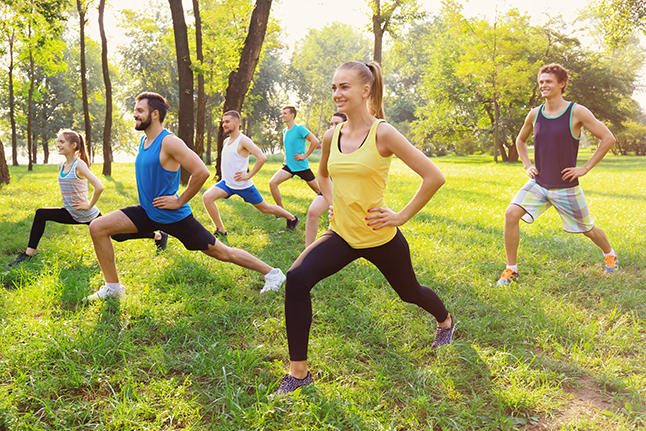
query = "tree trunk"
xmin=193 ymin=0 xmax=205 ymax=160
xmin=168 ymin=0 xmax=195 ymax=184
xmin=99 ymin=0 xmax=113 ymax=176
xmin=0 ymin=138 xmax=10 ymax=184
xmin=215 ymin=0 xmax=273 ymax=179
xmin=492 ymin=97 xmax=499 ymax=163
xmin=507 ymin=143 xmax=519 ymax=162
xmin=27 ymin=25 xmax=34 ymax=171
xmin=78 ymin=0 xmax=92 ymax=163
xmin=42 ymin=132 xmax=49 ymax=164
xmin=206 ymin=121 xmax=213 ymax=165
xmin=372 ymin=0 xmax=383 ymax=65
xmin=8 ymin=31 xmax=18 ymax=166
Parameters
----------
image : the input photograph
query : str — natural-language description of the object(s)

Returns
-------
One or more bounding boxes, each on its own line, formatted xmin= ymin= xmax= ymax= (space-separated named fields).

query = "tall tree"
xmin=168 ymin=0 xmax=194 ymax=183
xmin=1 ymin=1 xmax=21 ymax=165
xmin=77 ymin=0 xmax=93 ymax=161
xmin=98 ymin=0 xmax=112 ymax=175
xmin=7 ymin=28 xmax=18 ymax=166
xmin=193 ymin=0 xmax=205 ymax=160
xmin=215 ymin=0 xmax=272 ymax=179
xmin=369 ymin=0 xmax=422 ymax=66
xmin=26 ymin=18 xmax=34 ymax=170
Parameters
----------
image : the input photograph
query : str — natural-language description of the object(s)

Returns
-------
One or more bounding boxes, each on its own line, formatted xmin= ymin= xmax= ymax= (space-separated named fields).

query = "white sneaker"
xmin=260 ymin=269 xmax=286 ymax=294
xmin=83 ymin=285 xmax=125 ymax=302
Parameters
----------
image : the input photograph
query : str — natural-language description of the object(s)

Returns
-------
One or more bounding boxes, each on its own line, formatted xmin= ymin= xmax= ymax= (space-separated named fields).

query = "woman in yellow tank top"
xmin=273 ymin=61 xmax=455 ymax=396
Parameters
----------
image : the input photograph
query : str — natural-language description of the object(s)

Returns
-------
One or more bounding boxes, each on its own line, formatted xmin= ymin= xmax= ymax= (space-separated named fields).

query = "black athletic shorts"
xmin=120 ymin=205 xmax=216 ymax=251
xmin=281 ymin=165 xmax=316 ymax=182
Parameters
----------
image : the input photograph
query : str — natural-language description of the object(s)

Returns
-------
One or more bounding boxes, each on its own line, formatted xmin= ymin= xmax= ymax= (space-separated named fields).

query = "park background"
xmin=1 ymin=0 xmax=646 ymax=429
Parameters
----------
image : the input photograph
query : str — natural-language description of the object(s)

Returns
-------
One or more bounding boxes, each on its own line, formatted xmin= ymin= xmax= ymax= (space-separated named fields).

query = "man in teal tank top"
xmin=84 ymin=92 xmax=286 ymax=301
xmin=496 ymin=64 xmax=618 ymax=287
xmin=268 ymin=106 xmax=321 ymax=208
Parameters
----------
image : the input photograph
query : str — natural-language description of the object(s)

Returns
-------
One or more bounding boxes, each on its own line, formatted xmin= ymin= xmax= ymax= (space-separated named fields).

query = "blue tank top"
xmin=533 ymin=102 xmax=580 ymax=189
xmin=135 ymin=129 xmax=192 ymax=223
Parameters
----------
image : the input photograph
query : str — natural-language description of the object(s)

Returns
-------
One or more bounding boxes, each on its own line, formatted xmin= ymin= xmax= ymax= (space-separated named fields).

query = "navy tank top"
xmin=533 ymin=102 xmax=580 ymax=189
xmin=135 ymin=129 xmax=192 ymax=223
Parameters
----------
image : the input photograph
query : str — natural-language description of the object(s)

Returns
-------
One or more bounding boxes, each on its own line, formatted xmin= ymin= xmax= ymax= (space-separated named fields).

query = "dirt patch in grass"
xmin=527 ymin=375 xmax=616 ymax=430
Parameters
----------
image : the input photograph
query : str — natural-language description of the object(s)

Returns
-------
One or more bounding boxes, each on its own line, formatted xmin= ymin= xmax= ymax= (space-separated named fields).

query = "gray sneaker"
xmin=431 ymin=315 xmax=456 ymax=348
xmin=273 ymin=371 xmax=313 ymax=396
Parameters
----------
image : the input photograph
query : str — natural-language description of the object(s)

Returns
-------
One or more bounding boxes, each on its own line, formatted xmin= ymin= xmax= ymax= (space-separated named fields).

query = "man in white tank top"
xmin=202 ymin=111 xmax=300 ymax=236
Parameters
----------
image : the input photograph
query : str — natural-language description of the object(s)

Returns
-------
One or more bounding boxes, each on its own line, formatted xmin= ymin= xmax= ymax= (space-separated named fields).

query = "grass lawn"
xmin=0 ymin=154 xmax=645 ymax=430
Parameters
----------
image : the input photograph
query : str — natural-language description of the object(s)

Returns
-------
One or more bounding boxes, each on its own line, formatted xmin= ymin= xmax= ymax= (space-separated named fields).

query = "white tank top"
xmin=222 ymin=134 xmax=254 ymax=190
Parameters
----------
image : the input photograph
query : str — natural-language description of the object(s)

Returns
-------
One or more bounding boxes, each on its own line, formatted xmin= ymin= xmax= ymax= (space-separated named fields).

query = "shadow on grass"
xmin=104 ymin=176 xmax=136 ymax=201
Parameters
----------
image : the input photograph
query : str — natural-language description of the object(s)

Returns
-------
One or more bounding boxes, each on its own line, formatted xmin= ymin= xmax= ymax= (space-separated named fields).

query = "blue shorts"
xmin=215 ymin=180 xmax=264 ymax=205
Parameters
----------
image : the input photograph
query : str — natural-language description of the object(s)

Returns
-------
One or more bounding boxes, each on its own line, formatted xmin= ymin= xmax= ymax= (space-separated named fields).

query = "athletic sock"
xmin=106 ymin=282 xmax=123 ymax=291
xmin=266 ymin=268 xmax=280 ymax=277
xmin=506 ymin=265 xmax=518 ymax=272
xmin=603 ymin=249 xmax=616 ymax=257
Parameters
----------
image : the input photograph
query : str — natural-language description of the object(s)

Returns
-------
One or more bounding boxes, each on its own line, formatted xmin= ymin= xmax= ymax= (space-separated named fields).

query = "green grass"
xmin=0 ymin=155 xmax=645 ymax=430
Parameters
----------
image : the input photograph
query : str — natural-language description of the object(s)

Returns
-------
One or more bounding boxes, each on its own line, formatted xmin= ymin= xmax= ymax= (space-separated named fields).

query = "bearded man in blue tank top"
xmin=84 ymin=92 xmax=286 ymax=301
xmin=496 ymin=64 xmax=618 ymax=286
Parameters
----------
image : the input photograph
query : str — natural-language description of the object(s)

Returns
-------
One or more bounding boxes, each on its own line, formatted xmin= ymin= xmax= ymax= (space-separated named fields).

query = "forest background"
xmin=0 ymin=0 xmax=645 ymax=180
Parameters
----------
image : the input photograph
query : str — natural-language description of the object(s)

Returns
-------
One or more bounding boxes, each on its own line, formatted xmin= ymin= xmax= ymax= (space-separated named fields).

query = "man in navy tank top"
xmin=84 ymin=92 xmax=286 ymax=301
xmin=497 ymin=64 xmax=618 ymax=286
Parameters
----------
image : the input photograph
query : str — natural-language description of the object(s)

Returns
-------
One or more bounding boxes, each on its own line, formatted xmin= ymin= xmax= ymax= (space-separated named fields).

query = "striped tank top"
xmin=59 ymin=158 xmax=100 ymax=222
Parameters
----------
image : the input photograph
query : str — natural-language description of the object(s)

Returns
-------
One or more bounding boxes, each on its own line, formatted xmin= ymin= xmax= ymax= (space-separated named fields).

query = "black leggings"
xmin=27 ymin=207 xmax=154 ymax=250
xmin=285 ymin=229 xmax=449 ymax=361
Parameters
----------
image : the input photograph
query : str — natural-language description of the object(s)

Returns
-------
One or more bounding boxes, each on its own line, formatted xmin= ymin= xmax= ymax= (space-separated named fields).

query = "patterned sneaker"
xmin=83 ymin=285 xmax=125 ymax=302
xmin=260 ymin=269 xmax=286 ymax=294
xmin=496 ymin=268 xmax=519 ymax=286
xmin=8 ymin=252 xmax=33 ymax=267
xmin=273 ymin=371 xmax=313 ymax=396
xmin=155 ymin=231 xmax=169 ymax=251
xmin=431 ymin=315 xmax=456 ymax=348
xmin=286 ymin=216 xmax=300 ymax=231
xmin=604 ymin=254 xmax=618 ymax=273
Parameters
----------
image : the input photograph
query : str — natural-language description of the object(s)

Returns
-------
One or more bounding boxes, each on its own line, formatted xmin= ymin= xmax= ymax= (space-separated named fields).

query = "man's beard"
xmin=135 ymin=116 xmax=152 ymax=131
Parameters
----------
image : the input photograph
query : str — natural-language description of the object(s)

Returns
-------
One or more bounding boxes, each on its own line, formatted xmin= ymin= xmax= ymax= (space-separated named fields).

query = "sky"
xmin=88 ymin=0 xmax=645 ymax=107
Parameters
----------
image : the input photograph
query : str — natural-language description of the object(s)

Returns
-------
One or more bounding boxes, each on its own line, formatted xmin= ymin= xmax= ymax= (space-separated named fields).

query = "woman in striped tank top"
xmin=8 ymin=129 xmax=167 ymax=267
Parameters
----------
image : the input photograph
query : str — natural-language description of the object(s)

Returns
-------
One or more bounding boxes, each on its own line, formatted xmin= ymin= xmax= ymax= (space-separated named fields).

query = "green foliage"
xmin=614 ymin=119 xmax=646 ymax=155
xmin=586 ymin=0 xmax=646 ymax=47
xmin=386 ymin=2 xmax=644 ymax=160
xmin=1 ymin=157 xmax=645 ymax=429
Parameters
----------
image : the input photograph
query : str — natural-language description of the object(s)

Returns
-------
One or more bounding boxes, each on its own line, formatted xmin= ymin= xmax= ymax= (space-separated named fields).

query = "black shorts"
xmin=120 ymin=205 xmax=216 ymax=251
xmin=281 ymin=165 xmax=316 ymax=182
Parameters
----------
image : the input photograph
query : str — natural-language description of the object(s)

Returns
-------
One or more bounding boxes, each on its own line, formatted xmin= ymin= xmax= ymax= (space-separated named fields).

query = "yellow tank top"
xmin=328 ymin=119 xmax=396 ymax=248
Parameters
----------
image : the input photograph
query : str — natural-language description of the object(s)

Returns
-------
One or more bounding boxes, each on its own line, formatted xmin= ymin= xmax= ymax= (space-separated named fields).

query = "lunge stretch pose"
xmin=268 ymin=106 xmax=321 ymax=208
xmin=202 ymin=110 xmax=300 ymax=237
xmin=305 ymin=112 xmax=346 ymax=247
xmin=274 ymin=62 xmax=455 ymax=396
xmin=8 ymin=129 xmax=166 ymax=267
xmin=497 ymin=63 xmax=617 ymax=286
xmin=85 ymin=93 xmax=286 ymax=301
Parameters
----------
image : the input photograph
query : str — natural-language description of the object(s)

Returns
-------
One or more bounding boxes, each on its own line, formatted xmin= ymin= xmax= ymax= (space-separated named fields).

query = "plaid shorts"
xmin=511 ymin=179 xmax=594 ymax=233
